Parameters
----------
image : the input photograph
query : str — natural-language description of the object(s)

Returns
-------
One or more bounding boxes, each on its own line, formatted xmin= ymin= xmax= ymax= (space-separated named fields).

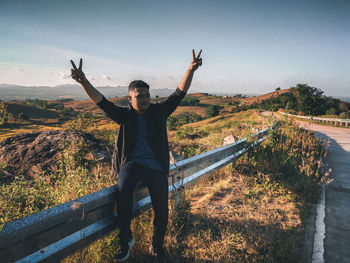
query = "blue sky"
xmin=0 ymin=0 xmax=349 ymax=96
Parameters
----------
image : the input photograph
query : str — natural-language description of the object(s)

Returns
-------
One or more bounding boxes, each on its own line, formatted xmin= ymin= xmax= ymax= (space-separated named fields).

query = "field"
xmin=0 ymin=93 xmax=327 ymax=262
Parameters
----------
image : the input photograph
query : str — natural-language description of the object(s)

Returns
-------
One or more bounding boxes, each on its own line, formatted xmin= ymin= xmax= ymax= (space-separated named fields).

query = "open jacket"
xmin=96 ymin=88 xmax=186 ymax=175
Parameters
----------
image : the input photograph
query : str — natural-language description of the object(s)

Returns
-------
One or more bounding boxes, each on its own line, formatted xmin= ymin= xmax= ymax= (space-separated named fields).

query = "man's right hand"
xmin=70 ymin=58 xmax=86 ymax=84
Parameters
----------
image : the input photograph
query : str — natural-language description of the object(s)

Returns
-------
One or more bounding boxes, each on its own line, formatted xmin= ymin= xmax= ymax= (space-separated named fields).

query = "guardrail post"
xmin=174 ymin=171 xmax=184 ymax=207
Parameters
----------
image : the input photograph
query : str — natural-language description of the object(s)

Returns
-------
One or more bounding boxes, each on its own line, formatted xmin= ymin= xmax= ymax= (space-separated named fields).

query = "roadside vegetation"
xmin=118 ymin=117 xmax=327 ymax=263
xmin=0 ymin=91 xmax=328 ymax=262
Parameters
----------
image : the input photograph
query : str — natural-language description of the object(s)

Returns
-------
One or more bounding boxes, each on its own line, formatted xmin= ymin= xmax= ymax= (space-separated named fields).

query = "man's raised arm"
xmin=70 ymin=58 xmax=103 ymax=104
xmin=160 ymin=49 xmax=203 ymax=118
xmin=177 ymin=49 xmax=202 ymax=94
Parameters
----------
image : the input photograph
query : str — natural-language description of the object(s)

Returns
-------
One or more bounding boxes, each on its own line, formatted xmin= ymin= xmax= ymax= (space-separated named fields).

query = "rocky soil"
xmin=0 ymin=130 xmax=111 ymax=183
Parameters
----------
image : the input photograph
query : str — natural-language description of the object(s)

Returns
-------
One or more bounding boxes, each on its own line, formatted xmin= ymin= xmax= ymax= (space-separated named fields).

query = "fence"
xmin=0 ymin=122 xmax=278 ymax=263
xmin=279 ymin=111 xmax=350 ymax=127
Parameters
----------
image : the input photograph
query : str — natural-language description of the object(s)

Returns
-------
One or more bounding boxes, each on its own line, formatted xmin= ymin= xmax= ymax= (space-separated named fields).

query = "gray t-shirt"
xmin=129 ymin=113 xmax=164 ymax=171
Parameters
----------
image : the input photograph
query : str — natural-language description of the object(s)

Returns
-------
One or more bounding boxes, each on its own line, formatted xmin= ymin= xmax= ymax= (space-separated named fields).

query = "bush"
xmin=167 ymin=112 xmax=203 ymax=130
xmin=167 ymin=116 xmax=179 ymax=130
xmin=18 ymin=112 xmax=29 ymax=120
xmin=0 ymin=101 xmax=8 ymax=126
xmin=58 ymin=139 xmax=91 ymax=173
xmin=325 ymin=107 xmax=337 ymax=115
xmin=90 ymin=128 xmax=118 ymax=147
xmin=180 ymin=97 xmax=200 ymax=106
xmin=64 ymin=112 xmax=96 ymax=132
xmin=205 ymin=105 xmax=219 ymax=118
xmin=180 ymin=112 xmax=202 ymax=123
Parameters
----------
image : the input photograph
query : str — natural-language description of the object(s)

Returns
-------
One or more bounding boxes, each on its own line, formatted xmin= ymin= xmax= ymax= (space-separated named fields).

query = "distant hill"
xmin=243 ymin=88 xmax=293 ymax=105
xmin=241 ymin=85 xmax=350 ymax=117
xmin=6 ymin=103 xmax=59 ymax=120
xmin=0 ymin=84 xmax=178 ymax=101
xmin=0 ymin=84 xmax=128 ymax=101
xmin=62 ymin=97 xmax=129 ymax=115
xmin=0 ymin=83 xmax=257 ymax=101
xmin=335 ymin=96 xmax=350 ymax=103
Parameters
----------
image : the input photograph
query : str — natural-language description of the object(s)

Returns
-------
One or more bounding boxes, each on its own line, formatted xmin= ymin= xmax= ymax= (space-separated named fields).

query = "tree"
xmin=339 ymin=101 xmax=349 ymax=113
xmin=180 ymin=97 xmax=200 ymax=106
xmin=295 ymin=84 xmax=325 ymax=115
xmin=205 ymin=105 xmax=219 ymax=118
xmin=167 ymin=116 xmax=179 ymax=130
xmin=0 ymin=102 xmax=8 ymax=126
xmin=325 ymin=108 xmax=337 ymax=116
xmin=18 ymin=113 xmax=29 ymax=120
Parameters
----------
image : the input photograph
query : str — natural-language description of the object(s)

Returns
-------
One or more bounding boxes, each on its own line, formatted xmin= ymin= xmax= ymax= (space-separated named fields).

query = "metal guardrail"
xmin=279 ymin=111 xmax=350 ymax=127
xmin=0 ymin=122 xmax=278 ymax=263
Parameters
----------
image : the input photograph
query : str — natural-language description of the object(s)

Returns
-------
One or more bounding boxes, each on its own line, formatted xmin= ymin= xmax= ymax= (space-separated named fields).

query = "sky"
xmin=0 ymin=0 xmax=349 ymax=96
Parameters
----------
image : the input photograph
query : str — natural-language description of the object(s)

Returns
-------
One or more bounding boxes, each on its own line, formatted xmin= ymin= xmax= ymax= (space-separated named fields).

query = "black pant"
xmin=116 ymin=161 xmax=168 ymax=248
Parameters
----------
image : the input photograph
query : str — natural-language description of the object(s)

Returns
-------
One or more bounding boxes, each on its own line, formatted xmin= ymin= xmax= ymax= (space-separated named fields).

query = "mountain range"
xmin=0 ymin=84 xmax=176 ymax=101
xmin=0 ymin=84 xmax=259 ymax=101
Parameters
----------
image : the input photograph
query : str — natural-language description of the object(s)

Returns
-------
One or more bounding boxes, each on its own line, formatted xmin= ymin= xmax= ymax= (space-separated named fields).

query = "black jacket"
xmin=96 ymin=88 xmax=186 ymax=174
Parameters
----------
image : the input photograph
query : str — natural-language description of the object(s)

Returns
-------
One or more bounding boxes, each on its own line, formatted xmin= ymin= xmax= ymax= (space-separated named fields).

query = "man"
xmin=70 ymin=49 xmax=202 ymax=261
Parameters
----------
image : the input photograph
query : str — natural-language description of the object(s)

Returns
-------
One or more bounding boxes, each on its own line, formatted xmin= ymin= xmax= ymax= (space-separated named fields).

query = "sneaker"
xmin=114 ymin=237 xmax=135 ymax=262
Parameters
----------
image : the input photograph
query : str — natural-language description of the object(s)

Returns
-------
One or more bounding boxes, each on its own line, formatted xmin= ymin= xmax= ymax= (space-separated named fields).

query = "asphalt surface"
xmin=297 ymin=121 xmax=350 ymax=263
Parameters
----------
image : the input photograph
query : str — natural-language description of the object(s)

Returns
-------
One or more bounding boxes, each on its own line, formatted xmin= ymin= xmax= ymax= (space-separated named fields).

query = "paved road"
xmin=297 ymin=121 xmax=350 ymax=263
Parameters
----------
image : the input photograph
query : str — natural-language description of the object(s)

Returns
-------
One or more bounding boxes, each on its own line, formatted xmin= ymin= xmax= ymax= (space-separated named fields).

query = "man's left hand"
xmin=189 ymin=49 xmax=202 ymax=72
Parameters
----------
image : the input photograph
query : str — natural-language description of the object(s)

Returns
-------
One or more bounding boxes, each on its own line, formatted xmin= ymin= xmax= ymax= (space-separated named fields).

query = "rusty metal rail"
xmin=0 ymin=122 xmax=278 ymax=263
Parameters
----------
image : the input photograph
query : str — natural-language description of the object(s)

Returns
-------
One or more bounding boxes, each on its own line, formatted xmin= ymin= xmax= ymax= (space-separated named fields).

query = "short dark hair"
xmin=128 ymin=80 xmax=149 ymax=92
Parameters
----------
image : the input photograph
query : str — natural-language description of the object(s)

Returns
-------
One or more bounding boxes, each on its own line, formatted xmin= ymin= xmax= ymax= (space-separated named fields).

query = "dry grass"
xmin=168 ymin=109 xmax=271 ymax=157
xmin=1 ymin=96 xmax=324 ymax=262
xmin=172 ymin=106 xmax=206 ymax=117
xmin=119 ymin=165 xmax=303 ymax=263
xmin=243 ymin=89 xmax=292 ymax=106
xmin=119 ymin=120 xmax=324 ymax=263
xmin=61 ymin=117 xmax=324 ymax=263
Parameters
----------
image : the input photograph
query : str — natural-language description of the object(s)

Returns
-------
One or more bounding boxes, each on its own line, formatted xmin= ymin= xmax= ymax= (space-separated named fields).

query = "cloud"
xmin=102 ymin=75 xmax=112 ymax=81
xmin=51 ymin=71 xmax=70 ymax=79
xmin=14 ymin=66 xmax=24 ymax=72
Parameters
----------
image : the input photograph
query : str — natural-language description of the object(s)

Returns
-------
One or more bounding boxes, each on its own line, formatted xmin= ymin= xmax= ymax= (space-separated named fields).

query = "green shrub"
xmin=90 ymin=128 xmax=118 ymax=147
xmin=175 ymin=126 xmax=195 ymax=140
xmin=205 ymin=105 xmax=219 ymax=118
xmin=0 ymin=101 xmax=8 ymax=126
xmin=241 ymin=120 xmax=326 ymax=201
xmin=64 ymin=112 xmax=96 ymax=132
xmin=167 ymin=112 xmax=203 ymax=131
xmin=167 ymin=116 xmax=179 ymax=130
xmin=175 ymin=126 xmax=209 ymax=141
xmin=180 ymin=97 xmax=200 ymax=106
xmin=325 ymin=107 xmax=337 ymax=115
xmin=18 ymin=112 xmax=29 ymax=120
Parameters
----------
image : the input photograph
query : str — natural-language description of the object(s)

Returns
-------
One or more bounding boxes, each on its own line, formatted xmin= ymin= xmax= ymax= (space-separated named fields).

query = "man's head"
xmin=128 ymin=80 xmax=151 ymax=113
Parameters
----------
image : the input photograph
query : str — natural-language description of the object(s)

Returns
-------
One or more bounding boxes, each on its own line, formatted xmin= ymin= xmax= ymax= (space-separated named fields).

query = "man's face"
xmin=128 ymin=88 xmax=151 ymax=113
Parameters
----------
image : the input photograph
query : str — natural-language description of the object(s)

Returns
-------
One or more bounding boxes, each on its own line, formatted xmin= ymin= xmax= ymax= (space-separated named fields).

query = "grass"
xmin=61 ymin=116 xmax=325 ymax=262
xmin=0 ymin=104 xmax=326 ymax=262
xmin=169 ymin=109 xmax=270 ymax=155
xmin=110 ymin=119 xmax=325 ymax=263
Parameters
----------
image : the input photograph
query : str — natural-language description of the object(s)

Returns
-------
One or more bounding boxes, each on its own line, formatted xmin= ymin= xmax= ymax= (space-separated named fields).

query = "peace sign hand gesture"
xmin=70 ymin=58 xmax=86 ymax=84
xmin=189 ymin=49 xmax=203 ymax=72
